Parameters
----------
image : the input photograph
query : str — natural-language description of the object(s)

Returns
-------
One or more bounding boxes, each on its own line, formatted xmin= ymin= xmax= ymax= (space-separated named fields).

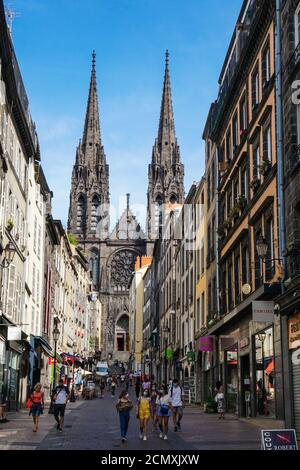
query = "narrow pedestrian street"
xmin=0 ymin=386 xmax=264 ymax=450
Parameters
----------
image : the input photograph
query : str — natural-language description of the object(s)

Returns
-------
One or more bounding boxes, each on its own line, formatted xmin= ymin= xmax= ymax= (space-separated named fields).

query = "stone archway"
xmin=115 ymin=314 xmax=129 ymax=353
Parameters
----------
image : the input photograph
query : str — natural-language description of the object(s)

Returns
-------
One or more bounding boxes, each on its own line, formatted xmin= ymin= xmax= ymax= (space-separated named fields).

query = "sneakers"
xmin=56 ymin=423 xmax=60 ymax=430
xmin=121 ymin=437 xmax=127 ymax=443
xmin=164 ymin=435 xmax=168 ymax=440
xmin=174 ymin=426 xmax=178 ymax=432
xmin=143 ymin=435 xmax=147 ymax=441
xmin=139 ymin=433 xmax=143 ymax=439
xmin=159 ymin=432 xmax=163 ymax=439
xmin=177 ymin=422 xmax=181 ymax=431
xmin=59 ymin=428 xmax=63 ymax=432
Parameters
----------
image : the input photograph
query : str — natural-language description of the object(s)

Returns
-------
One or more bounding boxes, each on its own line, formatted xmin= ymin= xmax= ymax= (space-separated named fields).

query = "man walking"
xmin=170 ymin=378 xmax=184 ymax=432
xmin=53 ymin=379 xmax=69 ymax=432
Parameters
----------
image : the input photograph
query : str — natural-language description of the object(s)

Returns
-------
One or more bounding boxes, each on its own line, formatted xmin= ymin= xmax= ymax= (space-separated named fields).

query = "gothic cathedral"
xmin=68 ymin=51 xmax=184 ymax=363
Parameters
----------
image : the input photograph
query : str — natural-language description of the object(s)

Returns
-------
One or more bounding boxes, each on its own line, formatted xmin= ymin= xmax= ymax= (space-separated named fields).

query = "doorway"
xmin=240 ymin=354 xmax=251 ymax=417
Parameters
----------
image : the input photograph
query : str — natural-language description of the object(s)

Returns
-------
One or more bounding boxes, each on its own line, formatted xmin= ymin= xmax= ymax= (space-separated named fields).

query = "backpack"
xmin=170 ymin=384 xmax=183 ymax=401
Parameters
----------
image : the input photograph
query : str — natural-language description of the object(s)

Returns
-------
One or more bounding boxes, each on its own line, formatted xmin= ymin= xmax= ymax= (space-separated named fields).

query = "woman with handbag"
xmin=157 ymin=386 xmax=172 ymax=440
xmin=29 ymin=383 xmax=44 ymax=432
xmin=116 ymin=390 xmax=133 ymax=443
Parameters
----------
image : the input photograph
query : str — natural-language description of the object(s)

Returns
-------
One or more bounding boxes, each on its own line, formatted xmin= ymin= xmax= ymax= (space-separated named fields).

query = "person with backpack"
xmin=53 ymin=379 xmax=69 ymax=432
xmin=157 ymin=386 xmax=172 ymax=440
xmin=170 ymin=378 xmax=184 ymax=432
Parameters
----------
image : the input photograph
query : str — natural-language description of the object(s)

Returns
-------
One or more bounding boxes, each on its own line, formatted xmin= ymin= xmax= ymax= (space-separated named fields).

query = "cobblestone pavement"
xmin=0 ymin=387 xmax=266 ymax=450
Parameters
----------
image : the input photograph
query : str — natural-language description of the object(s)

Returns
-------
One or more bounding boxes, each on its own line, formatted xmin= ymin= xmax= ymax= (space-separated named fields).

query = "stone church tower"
xmin=147 ymin=50 xmax=185 ymax=248
xmin=68 ymin=52 xmax=146 ymax=362
xmin=68 ymin=51 xmax=184 ymax=363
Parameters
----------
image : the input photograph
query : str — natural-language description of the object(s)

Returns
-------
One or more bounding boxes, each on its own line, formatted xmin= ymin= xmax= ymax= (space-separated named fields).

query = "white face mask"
xmin=143 ymin=392 xmax=148 ymax=397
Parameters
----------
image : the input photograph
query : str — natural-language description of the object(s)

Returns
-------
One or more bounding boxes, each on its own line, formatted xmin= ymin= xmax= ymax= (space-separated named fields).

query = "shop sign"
xmin=261 ymin=430 xmax=298 ymax=451
xmin=199 ymin=336 xmax=214 ymax=351
xmin=187 ymin=351 xmax=195 ymax=362
xmin=7 ymin=326 xmax=22 ymax=341
xmin=288 ymin=313 xmax=300 ymax=350
xmin=165 ymin=348 xmax=173 ymax=359
xmin=240 ymin=337 xmax=249 ymax=349
xmin=48 ymin=357 xmax=58 ymax=365
xmin=252 ymin=301 xmax=274 ymax=323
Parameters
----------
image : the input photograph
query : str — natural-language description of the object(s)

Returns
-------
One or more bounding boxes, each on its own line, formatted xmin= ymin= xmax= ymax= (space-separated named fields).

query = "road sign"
xmin=261 ymin=430 xmax=298 ymax=450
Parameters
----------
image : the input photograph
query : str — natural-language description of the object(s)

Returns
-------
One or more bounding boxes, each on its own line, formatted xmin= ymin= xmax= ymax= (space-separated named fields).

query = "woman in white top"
xmin=157 ymin=386 xmax=172 ymax=440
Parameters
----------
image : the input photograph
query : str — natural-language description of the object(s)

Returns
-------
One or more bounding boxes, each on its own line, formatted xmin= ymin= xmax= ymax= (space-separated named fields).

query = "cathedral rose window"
xmin=110 ymin=250 xmax=137 ymax=291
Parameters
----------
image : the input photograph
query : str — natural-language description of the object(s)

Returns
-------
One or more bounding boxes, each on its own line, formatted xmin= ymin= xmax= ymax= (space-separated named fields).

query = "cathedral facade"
xmin=68 ymin=51 xmax=184 ymax=363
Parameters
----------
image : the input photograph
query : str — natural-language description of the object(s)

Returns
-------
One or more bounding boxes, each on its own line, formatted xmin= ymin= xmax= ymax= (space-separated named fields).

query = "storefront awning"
xmin=34 ymin=336 xmax=52 ymax=356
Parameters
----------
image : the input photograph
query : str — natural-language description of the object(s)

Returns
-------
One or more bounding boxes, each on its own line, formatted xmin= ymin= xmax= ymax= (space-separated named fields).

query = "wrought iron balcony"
xmin=288 ymin=42 xmax=300 ymax=75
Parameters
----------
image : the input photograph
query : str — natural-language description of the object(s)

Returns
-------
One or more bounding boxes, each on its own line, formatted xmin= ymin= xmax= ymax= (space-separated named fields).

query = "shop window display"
xmin=225 ymin=345 xmax=238 ymax=414
xmin=255 ymin=327 xmax=275 ymax=418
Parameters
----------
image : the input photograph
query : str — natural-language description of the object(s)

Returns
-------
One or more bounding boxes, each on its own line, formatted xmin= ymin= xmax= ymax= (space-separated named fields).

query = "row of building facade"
xmin=0 ymin=2 xmax=101 ymax=410
xmin=128 ymin=0 xmax=300 ymax=436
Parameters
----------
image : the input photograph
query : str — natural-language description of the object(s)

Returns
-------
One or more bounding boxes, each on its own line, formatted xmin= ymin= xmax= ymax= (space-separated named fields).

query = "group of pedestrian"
xmin=27 ymin=379 xmax=69 ymax=433
xmin=116 ymin=376 xmax=184 ymax=443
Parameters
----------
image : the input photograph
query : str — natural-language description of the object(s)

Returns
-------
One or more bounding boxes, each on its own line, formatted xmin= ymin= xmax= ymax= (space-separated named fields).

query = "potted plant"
xmin=224 ymin=219 xmax=232 ymax=229
xmin=258 ymin=159 xmax=271 ymax=176
xmin=237 ymin=195 xmax=247 ymax=210
xmin=229 ymin=206 xmax=240 ymax=220
xmin=250 ymin=178 xmax=260 ymax=192
xmin=6 ymin=218 xmax=14 ymax=232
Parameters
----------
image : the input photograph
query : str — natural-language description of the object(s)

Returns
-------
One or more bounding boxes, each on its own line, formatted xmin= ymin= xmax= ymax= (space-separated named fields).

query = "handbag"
xmin=160 ymin=404 xmax=169 ymax=416
xmin=26 ymin=398 xmax=33 ymax=409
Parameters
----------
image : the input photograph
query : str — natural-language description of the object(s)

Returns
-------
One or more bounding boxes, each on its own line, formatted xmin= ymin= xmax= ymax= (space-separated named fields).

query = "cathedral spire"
xmin=82 ymin=50 xmax=101 ymax=149
xmin=157 ymin=49 xmax=176 ymax=149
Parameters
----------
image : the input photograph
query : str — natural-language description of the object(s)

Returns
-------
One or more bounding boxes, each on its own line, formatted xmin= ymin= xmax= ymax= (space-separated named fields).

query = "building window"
xmin=89 ymin=250 xmax=99 ymax=287
xmin=234 ymin=252 xmax=241 ymax=304
xmin=263 ymin=124 xmax=272 ymax=162
xmin=233 ymin=178 xmax=239 ymax=205
xmin=228 ymin=260 xmax=233 ymax=310
xmin=295 ymin=4 xmax=300 ymax=47
xmin=233 ymin=113 xmax=238 ymax=152
xmin=239 ymin=95 xmax=247 ymax=136
xmin=197 ymin=298 xmax=200 ymax=331
xmin=201 ymin=238 xmax=204 ymax=274
xmin=251 ymin=66 xmax=259 ymax=109
xmin=91 ymin=195 xmax=99 ymax=232
xmin=77 ymin=196 xmax=86 ymax=232
xmin=265 ymin=216 xmax=275 ymax=281
xmin=242 ymin=244 xmax=250 ymax=286
xmin=226 ymin=128 xmax=232 ymax=162
xmin=241 ymin=166 xmax=248 ymax=201
xmin=262 ymin=43 xmax=270 ymax=88
xmin=253 ymin=140 xmax=260 ymax=180
xmin=201 ymin=292 xmax=205 ymax=327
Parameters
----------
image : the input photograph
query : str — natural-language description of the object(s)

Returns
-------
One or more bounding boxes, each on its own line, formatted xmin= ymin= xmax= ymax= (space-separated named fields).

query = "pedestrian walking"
xmin=111 ymin=378 xmax=116 ymax=397
xmin=100 ymin=379 xmax=105 ymax=398
xmin=141 ymin=375 xmax=151 ymax=392
xmin=53 ymin=378 xmax=70 ymax=432
xmin=135 ymin=376 xmax=141 ymax=399
xmin=106 ymin=375 xmax=112 ymax=391
xmin=116 ymin=390 xmax=133 ymax=443
xmin=29 ymin=383 xmax=44 ymax=432
xmin=215 ymin=384 xmax=225 ymax=419
xmin=136 ymin=388 xmax=151 ymax=441
xmin=170 ymin=378 xmax=184 ymax=431
xmin=150 ymin=385 xmax=158 ymax=431
xmin=157 ymin=386 xmax=172 ymax=440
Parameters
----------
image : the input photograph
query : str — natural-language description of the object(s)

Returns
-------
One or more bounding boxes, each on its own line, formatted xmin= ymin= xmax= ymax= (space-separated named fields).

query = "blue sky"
xmin=7 ymin=0 xmax=242 ymax=229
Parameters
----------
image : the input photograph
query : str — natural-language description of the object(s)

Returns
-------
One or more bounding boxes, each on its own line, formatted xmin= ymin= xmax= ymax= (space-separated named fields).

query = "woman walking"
xmin=150 ymin=385 xmax=158 ymax=431
xmin=29 ymin=383 xmax=44 ymax=432
xmin=116 ymin=390 xmax=133 ymax=443
xmin=136 ymin=388 xmax=151 ymax=441
xmin=215 ymin=384 xmax=225 ymax=419
xmin=157 ymin=386 xmax=172 ymax=440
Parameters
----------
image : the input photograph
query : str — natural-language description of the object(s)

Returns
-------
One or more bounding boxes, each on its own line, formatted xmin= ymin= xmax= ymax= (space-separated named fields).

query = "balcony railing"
xmin=288 ymin=42 xmax=300 ymax=75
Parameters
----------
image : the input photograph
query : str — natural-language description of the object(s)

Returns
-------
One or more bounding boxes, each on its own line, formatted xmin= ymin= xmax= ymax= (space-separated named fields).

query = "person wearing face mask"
xmin=136 ymin=388 xmax=151 ymax=441
xmin=157 ymin=386 xmax=172 ymax=440
xmin=170 ymin=378 xmax=184 ymax=432
xmin=116 ymin=390 xmax=133 ymax=443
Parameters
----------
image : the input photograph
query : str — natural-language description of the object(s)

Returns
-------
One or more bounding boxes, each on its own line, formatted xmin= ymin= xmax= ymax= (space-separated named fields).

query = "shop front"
xmin=0 ymin=336 xmax=5 ymax=405
xmin=224 ymin=344 xmax=239 ymax=414
xmin=288 ymin=313 xmax=300 ymax=437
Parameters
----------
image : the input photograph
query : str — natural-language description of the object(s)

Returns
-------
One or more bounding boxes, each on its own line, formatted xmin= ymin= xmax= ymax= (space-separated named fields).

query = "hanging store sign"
xmin=261 ymin=430 xmax=298 ymax=450
xmin=252 ymin=301 xmax=274 ymax=323
xmin=187 ymin=351 xmax=195 ymax=362
xmin=288 ymin=313 xmax=300 ymax=350
xmin=165 ymin=348 xmax=173 ymax=359
xmin=199 ymin=336 xmax=214 ymax=351
xmin=7 ymin=326 xmax=22 ymax=341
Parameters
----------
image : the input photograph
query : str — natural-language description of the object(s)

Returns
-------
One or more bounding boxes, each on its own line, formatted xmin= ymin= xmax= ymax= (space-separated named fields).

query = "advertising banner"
xmin=199 ymin=336 xmax=214 ymax=351
xmin=288 ymin=313 xmax=300 ymax=350
xmin=252 ymin=301 xmax=274 ymax=322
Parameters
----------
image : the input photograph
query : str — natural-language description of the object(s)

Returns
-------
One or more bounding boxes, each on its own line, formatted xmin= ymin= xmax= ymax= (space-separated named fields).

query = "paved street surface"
xmin=0 ymin=386 xmax=265 ymax=450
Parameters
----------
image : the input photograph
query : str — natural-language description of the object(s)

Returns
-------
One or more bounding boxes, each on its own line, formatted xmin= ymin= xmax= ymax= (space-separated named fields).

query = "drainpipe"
xmin=275 ymin=0 xmax=291 ymax=427
xmin=275 ymin=0 xmax=285 ymax=277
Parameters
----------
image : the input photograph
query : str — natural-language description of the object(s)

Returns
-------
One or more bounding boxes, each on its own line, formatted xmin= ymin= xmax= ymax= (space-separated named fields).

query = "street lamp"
xmin=48 ymin=319 xmax=60 ymax=414
xmin=0 ymin=241 xmax=17 ymax=268
xmin=256 ymin=235 xmax=268 ymax=259
xmin=257 ymin=332 xmax=266 ymax=413
xmin=70 ymin=341 xmax=77 ymax=402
